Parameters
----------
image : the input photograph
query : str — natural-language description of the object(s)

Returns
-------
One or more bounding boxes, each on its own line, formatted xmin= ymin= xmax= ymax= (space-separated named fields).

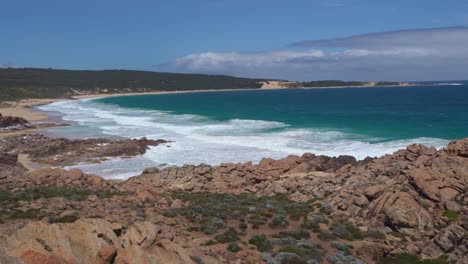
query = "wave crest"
xmin=38 ymin=99 xmax=450 ymax=179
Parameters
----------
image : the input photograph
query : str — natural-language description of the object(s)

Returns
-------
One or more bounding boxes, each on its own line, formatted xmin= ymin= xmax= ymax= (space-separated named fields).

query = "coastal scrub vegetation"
xmin=167 ymin=192 xmax=316 ymax=226
xmin=442 ymin=210 xmax=459 ymax=221
xmin=0 ymin=187 xmax=128 ymax=202
xmin=0 ymin=187 xmax=128 ymax=222
xmin=48 ymin=214 xmax=80 ymax=224
xmin=248 ymin=234 xmax=273 ymax=251
xmin=0 ymin=68 xmax=264 ymax=102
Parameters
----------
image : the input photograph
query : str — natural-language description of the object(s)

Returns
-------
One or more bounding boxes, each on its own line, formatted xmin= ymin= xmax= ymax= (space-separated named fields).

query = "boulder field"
xmin=0 ymin=135 xmax=466 ymax=264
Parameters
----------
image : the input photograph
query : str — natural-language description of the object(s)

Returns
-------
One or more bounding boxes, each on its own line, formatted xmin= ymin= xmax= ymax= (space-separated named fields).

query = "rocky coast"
xmin=0 ymin=114 xmax=466 ymax=264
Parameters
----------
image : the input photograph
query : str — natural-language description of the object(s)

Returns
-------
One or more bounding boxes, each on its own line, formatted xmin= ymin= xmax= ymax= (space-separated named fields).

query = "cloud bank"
xmin=159 ymin=27 xmax=468 ymax=81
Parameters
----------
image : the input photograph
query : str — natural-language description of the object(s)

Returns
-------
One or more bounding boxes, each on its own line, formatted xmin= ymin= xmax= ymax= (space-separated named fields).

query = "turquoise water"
xmin=98 ymin=85 xmax=468 ymax=141
xmin=39 ymin=83 xmax=468 ymax=179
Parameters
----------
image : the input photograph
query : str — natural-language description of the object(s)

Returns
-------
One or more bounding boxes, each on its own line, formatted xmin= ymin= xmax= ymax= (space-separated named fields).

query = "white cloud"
xmin=159 ymin=27 xmax=468 ymax=81
xmin=291 ymin=27 xmax=468 ymax=50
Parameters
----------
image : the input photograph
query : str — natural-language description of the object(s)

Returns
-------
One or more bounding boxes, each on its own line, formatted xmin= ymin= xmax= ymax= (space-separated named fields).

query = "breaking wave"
xmin=39 ymin=99 xmax=449 ymax=179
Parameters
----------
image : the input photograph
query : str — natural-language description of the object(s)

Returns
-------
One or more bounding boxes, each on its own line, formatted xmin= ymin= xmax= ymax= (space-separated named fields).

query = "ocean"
xmin=39 ymin=83 xmax=468 ymax=179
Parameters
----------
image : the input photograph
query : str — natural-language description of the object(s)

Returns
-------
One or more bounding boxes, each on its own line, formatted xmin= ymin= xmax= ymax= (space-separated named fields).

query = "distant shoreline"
xmin=71 ymin=83 xmax=421 ymax=100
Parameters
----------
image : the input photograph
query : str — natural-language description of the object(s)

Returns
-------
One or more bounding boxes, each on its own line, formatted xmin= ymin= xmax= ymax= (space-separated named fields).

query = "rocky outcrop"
xmin=27 ymin=168 xmax=115 ymax=190
xmin=0 ymin=113 xmax=30 ymax=128
xmin=119 ymin=138 xmax=466 ymax=262
xmin=121 ymin=154 xmax=359 ymax=196
xmin=1 ymin=137 xmax=467 ymax=263
xmin=445 ymin=138 xmax=468 ymax=157
xmin=0 ymin=151 xmax=28 ymax=190
xmin=4 ymin=219 xmax=220 ymax=264
xmin=0 ymin=113 xmax=35 ymax=133
xmin=382 ymin=191 xmax=433 ymax=230
xmin=1 ymin=134 xmax=168 ymax=166
xmin=0 ymin=150 xmax=20 ymax=166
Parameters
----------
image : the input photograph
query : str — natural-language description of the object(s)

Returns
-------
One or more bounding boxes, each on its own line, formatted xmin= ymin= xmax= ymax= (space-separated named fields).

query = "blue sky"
xmin=1 ymin=0 xmax=468 ymax=81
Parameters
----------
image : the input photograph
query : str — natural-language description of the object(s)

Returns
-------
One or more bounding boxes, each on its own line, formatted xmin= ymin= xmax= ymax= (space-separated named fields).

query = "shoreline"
xmin=1 ymin=86 xmax=291 ymax=129
xmin=0 ymin=83 xmax=420 ymax=137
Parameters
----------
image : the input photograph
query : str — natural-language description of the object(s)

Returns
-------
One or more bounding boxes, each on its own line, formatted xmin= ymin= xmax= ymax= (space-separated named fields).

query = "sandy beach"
xmin=0 ymin=98 xmax=64 ymax=122
xmin=0 ymin=81 xmax=416 ymax=137
xmin=0 ymin=83 xmax=289 ymax=124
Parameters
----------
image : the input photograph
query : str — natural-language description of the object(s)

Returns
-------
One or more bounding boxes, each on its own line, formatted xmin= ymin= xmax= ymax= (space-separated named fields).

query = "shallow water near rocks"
xmin=39 ymin=84 xmax=468 ymax=179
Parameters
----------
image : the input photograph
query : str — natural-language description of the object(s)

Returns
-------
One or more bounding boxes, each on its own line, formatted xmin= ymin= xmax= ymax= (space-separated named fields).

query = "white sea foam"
xmin=38 ymin=99 xmax=450 ymax=179
xmin=437 ymin=82 xmax=463 ymax=86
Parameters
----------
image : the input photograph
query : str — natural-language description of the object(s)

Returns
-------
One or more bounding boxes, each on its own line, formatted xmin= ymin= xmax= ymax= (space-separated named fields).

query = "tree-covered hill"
xmin=0 ymin=68 xmax=265 ymax=101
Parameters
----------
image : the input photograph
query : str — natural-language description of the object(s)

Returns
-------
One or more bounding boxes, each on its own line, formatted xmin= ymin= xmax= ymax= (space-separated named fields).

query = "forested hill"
xmin=0 ymin=68 xmax=264 ymax=101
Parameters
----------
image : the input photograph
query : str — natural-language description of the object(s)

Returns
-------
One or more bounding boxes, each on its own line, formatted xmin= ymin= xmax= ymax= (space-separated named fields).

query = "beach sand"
xmin=17 ymin=154 xmax=46 ymax=171
xmin=0 ymin=98 xmax=66 ymax=138
xmin=0 ymin=98 xmax=64 ymax=121
xmin=0 ymin=82 xmax=413 ymax=137
xmin=0 ymin=87 xmax=284 ymax=137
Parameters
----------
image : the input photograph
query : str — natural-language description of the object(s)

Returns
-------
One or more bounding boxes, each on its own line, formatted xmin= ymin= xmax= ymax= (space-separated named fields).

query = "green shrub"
xmin=365 ymin=229 xmax=386 ymax=239
xmin=317 ymin=230 xmax=336 ymax=241
xmin=331 ymin=241 xmax=352 ymax=253
xmin=280 ymin=245 xmax=308 ymax=256
xmin=248 ymin=235 xmax=273 ymax=252
xmin=442 ymin=210 xmax=459 ymax=221
xmin=330 ymin=222 xmax=364 ymax=241
xmin=227 ymin=243 xmax=242 ymax=252
xmin=215 ymin=228 xmax=240 ymax=243
xmin=280 ymin=243 xmax=325 ymax=262
xmin=274 ymin=230 xmax=310 ymax=240
xmin=162 ymin=209 xmax=178 ymax=218
xmin=9 ymin=209 xmax=39 ymax=220
xmin=169 ymin=192 xmax=314 ymax=226
xmin=248 ymin=214 xmax=268 ymax=228
xmin=279 ymin=255 xmax=307 ymax=264
xmin=269 ymin=215 xmax=289 ymax=228
xmin=203 ymin=239 xmax=217 ymax=246
xmin=3 ymin=187 xmax=128 ymax=202
xmin=48 ymin=214 xmax=79 ymax=224
xmin=0 ymin=189 xmax=13 ymax=201
xmin=187 ymin=226 xmax=199 ymax=232
xmin=306 ymin=222 xmax=321 ymax=233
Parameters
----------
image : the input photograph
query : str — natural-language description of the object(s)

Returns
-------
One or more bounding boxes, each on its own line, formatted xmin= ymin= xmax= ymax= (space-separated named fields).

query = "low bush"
xmin=274 ymin=230 xmax=310 ymax=240
xmin=227 ymin=243 xmax=242 ymax=252
xmin=215 ymin=228 xmax=240 ymax=243
xmin=330 ymin=222 xmax=364 ymax=241
xmin=249 ymin=235 xmax=273 ymax=252
xmin=49 ymin=214 xmax=80 ymax=224
xmin=442 ymin=210 xmax=459 ymax=221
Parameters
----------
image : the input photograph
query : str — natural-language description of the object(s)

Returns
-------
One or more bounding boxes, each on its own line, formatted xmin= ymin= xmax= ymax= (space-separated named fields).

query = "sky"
xmin=1 ymin=0 xmax=468 ymax=81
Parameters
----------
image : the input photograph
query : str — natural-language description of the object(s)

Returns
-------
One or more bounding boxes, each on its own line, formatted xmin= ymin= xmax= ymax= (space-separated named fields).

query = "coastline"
xmin=1 ymin=86 xmax=290 ymax=125
xmin=0 ymin=83 xmax=419 ymax=137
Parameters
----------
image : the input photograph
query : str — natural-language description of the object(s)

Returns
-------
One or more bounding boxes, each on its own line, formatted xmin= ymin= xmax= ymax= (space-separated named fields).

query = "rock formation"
xmin=0 ymin=135 xmax=466 ymax=264
xmin=0 ymin=113 xmax=30 ymax=128
xmin=1 ymin=134 xmax=168 ymax=166
xmin=0 ymin=113 xmax=34 ymax=132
